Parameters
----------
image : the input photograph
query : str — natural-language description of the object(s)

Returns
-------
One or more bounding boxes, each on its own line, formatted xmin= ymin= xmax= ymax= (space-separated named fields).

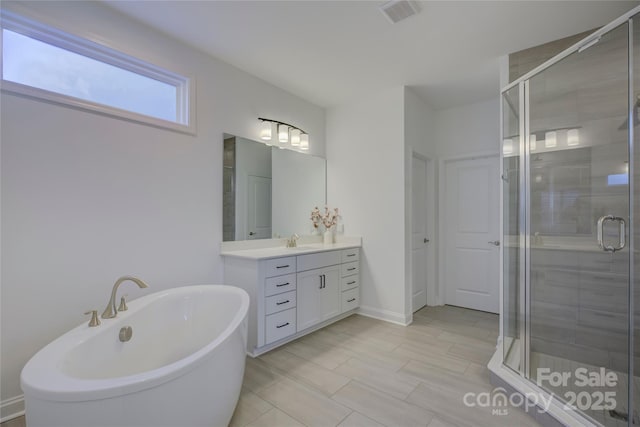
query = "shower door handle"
xmin=597 ymin=215 xmax=626 ymax=252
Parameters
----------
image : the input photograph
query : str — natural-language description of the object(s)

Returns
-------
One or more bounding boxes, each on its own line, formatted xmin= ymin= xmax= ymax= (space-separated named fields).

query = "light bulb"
xmin=567 ymin=128 xmax=579 ymax=146
xmin=278 ymin=124 xmax=289 ymax=144
xmin=260 ymin=120 xmax=272 ymax=141
xmin=291 ymin=128 xmax=301 ymax=146
xmin=502 ymin=138 xmax=513 ymax=155
xmin=545 ymin=131 xmax=557 ymax=148
xmin=300 ymin=133 xmax=309 ymax=150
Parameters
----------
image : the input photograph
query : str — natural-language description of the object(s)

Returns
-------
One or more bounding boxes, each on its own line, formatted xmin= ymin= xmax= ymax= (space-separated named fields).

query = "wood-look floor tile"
xmin=0 ymin=417 xmax=25 ymax=427
xmin=282 ymin=338 xmax=353 ymax=370
xmin=303 ymin=329 xmax=410 ymax=371
xmin=406 ymin=382 xmax=538 ymax=427
xmin=446 ymin=343 xmax=494 ymax=365
xmin=393 ymin=344 xmax=469 ymax=374
xmin=257 ymin=377 xmax=351 ymax=427
xmin=259 ymin=349 xmax=350 ymax=395
xmin=426 ymin=320 xmax=494 ymax=341
xmin=396 ymin=335 xmax=453 ymax=356
xmin=427 ymin=417 xmax=459 ymax=427
xmin=334 ymin=357 xmax=421 ymax=400
xmin=436 ymin=331 xmax=497 ymax=349
xmin=242 ymin=357 xmax=284 ymax=393
xmin=229 ymin=390 xmax=273 ymax=427
xmin=245 ymin=408 xmax=306 ymax=427
xmin=332 ymin=381 xmax=433 ymax=427
xmin=337 ymin=411 xmax=385 ymax=427
xmin=399 ymin=360 xmax=489 ymax=393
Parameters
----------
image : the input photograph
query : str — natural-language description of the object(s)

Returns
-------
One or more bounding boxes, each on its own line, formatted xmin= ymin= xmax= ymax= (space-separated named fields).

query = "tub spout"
xmin=102 ymin=276 xmax=149 ymax=319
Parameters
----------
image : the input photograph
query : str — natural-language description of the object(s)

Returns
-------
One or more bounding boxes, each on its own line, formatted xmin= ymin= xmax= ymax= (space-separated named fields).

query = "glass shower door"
xmin=527 ymin=22 xmax=630 ymax=426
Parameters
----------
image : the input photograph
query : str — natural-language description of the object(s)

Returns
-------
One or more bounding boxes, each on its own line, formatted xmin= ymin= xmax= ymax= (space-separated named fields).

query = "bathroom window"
xmin=0 ymin=11 xmax=194 ymax=133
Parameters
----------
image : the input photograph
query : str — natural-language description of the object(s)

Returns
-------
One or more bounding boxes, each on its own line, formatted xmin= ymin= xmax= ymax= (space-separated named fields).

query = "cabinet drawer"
xmin=341 ymin=275 xmax=359 ymax=291
xmin=341 ymin=248 xmax=360 ymax=263
xmin=297 ymin=250 xmax=341 ymax=272
xmin=263 ymin=257 xmax=296 ymax=278
xmin=265 ymin=274 xmax=296 ymax=297
xmin=265 ymin=308 xmax=296 ymax=344
xmin=341 ymin=288 xmax=359 ymax=312
xmin=265 ymin=290 xmax=297 ymax=315
xmin=341 ymin=261 xmax=359 ymax=277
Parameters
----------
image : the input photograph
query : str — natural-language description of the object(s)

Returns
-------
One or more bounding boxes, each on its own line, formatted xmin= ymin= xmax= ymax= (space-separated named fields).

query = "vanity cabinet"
xmin=222 ymin=243 xmax=360 ymax=356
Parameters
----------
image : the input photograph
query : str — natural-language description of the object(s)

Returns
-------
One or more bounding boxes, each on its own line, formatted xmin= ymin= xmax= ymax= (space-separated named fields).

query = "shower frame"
xmin=492 ymin=5 xmax=640 ymax=427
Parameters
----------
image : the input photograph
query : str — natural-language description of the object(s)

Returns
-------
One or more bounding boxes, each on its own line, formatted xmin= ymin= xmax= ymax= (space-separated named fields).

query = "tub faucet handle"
xmin=118 ymin=295 xmax=128 ymax=312
xmin=84 ymin=310 xmax=101 ymax=327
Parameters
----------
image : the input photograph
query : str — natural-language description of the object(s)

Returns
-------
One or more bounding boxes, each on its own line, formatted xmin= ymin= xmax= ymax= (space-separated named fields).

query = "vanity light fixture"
xmin=258 ymin=118 xmax=310 ymax=150
xmin=530 ymin=134 xmax=537 ymax=151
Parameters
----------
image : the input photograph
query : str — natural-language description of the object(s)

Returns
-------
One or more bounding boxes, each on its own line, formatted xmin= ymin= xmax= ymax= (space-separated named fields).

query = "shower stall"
xmin=496 ymin=6 xmax=640 ymax=426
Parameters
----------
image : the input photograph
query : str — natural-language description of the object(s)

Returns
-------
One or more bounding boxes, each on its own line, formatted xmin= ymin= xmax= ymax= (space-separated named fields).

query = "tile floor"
xmin=1 ymin=305 xmax=540 ymax=427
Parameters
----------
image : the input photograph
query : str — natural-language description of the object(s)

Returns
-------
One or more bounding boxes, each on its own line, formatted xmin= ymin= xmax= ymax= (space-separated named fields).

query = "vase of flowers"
xmin=311 ymin=206 xmax=339 ymax=245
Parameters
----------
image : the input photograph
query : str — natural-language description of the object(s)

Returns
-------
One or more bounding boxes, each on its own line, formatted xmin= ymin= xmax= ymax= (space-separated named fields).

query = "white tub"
xmin=21 ymin=285 xmax=249 ymax=427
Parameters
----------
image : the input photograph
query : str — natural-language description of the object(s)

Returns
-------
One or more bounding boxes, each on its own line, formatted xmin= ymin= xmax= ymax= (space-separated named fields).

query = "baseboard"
xmin=0 ymin=395 xmax=24 ymax=423
xmin=357 ymin=305 xmax=412 ymax=326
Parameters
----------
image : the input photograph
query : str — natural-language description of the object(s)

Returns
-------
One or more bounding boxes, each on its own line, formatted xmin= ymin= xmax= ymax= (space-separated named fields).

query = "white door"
xmin=412 ymin=156 xmax=428 ymax=312
xmin=247 ymin=175 xmax=271 ymax=239
xmin=444 ymin=156 xmax=500 ymax=313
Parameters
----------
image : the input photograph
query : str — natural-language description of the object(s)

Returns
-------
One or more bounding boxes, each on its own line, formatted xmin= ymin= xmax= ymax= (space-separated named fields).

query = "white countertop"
xmin=220 ymin=236 xmax=362 ymax=260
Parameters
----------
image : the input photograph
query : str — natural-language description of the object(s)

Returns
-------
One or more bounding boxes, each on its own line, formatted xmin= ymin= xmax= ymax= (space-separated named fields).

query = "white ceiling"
xmin=104 ymin=0 xmax=638 ymax=110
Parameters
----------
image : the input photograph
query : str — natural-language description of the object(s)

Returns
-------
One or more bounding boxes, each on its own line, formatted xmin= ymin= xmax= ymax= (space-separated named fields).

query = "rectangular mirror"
xmin=223 ymin=134 xmax=326 ymax=241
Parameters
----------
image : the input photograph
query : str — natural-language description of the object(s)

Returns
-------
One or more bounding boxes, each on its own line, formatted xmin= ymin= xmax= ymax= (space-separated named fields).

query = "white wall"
xmin=326 ymin=87 xmax=409 ymax=324
xmin=434 ymin=97 xmax=500 ymax=159
xmin=0 ymin=1 xmax=325 ymax=418
xmin=404 ymin=88 xmax=438 ymax=312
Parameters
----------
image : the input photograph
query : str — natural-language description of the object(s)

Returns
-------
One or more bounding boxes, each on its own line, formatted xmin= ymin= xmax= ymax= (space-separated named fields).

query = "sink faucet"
xmin=102 ymin=276 xmax=149 ymax=319
xmin=285 ymin=233 xmax=300 ymax=248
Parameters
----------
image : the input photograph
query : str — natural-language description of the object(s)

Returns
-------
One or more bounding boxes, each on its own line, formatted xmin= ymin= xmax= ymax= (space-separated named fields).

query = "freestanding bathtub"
xmin=21 ymin=284 xmax=249 ymax=427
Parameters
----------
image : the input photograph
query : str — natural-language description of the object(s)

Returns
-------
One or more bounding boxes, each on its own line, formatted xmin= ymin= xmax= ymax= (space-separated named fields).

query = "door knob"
xmin=488 ymin=240 xmax=500 ymax=246
xmin=249 ymin=231 xmax=256 ymax=236
xmin=423 ymin=238 xmax=430 ymax=243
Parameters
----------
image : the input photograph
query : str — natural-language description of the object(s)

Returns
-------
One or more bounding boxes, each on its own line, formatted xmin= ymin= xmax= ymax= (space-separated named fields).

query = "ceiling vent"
xmin=379 ymin=0 xmax=419 ymax=24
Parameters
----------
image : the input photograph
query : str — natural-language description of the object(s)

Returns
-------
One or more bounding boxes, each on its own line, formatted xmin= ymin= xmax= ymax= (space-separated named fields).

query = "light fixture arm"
xmin=258 ymin=117 xmax=307 ymax=135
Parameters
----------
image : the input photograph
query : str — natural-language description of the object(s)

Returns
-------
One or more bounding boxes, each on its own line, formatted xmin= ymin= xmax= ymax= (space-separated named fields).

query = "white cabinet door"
xmin=297 ymin=265 xmax=341 ymax=332
xmin=320 ymin=266 xmax=341 ymax=321
xmin=297 ymin=268 xmax=323 ymax=331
